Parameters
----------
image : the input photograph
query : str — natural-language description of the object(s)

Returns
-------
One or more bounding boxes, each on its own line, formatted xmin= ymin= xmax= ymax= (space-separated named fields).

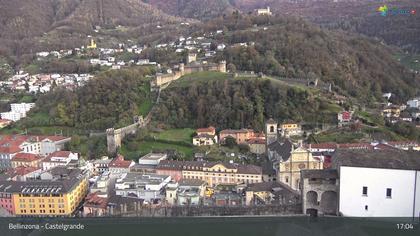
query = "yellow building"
xmin=381 ymin=106 xmax=401 ymax=118
xmin=87 ymin=39 xmax=97 ymax=49
xmin=11 ymin=167 xmax=88 ymax=216
xmin=182 ymin=162 xmax=263 ymax=187
xmin=280 ymin=122 xmax=302 ymax=137
xmin=279 ymin=145 xmax=323 ymax=190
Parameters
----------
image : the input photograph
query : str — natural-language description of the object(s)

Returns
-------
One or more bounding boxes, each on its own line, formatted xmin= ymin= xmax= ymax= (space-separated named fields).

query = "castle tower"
xmin=179 ymin=63 xmax=185 ymax=75
xmin=218 ymin=61 xmax=227 ymax=73
xmin=265 ymin=118 xmax=278 ymax=146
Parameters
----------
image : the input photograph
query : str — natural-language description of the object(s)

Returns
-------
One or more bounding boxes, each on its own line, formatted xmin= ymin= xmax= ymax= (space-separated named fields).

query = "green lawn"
xmin=150 ymin=128 xmax=195 ymax=143
xmin=315 ymin=131 xmax=365 ymax=143
xmin=171 ymin=72 xmax=232 ymax=87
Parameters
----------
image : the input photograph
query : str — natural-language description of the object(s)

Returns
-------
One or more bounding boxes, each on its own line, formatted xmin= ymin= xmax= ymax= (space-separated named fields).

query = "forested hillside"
xmin=153 ymin=75 xmax=339 ymax=130
xmin=145 ymin=0 xmax=235 ymax=20
xmin=205 ymin=15 xmax=419 ymax=102
xmin=15 ymin=67 xmax=153 ymax=131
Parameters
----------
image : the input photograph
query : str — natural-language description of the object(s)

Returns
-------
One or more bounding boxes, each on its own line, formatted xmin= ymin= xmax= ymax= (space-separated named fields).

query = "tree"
xmin=223 ymin=136 xmax=237 ymax=148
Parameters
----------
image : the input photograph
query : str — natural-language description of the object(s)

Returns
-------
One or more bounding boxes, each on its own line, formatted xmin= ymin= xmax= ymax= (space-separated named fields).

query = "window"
xmin=285 ymin=176 xmax=289 ymax=183
xmin=386 ymin=188 xmax=392 ymax=198
xmin=365 ymin=205 xmax=368 ymax=211
xmin=270 ymin=126 xmax=274 ymax=132
xmin=362 ymin=186 xmax=368 ymax=196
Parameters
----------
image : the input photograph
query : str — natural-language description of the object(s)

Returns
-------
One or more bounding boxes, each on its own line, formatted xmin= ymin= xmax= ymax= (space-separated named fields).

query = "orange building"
xmin=219 ymin=129 xmax=255 ymax=144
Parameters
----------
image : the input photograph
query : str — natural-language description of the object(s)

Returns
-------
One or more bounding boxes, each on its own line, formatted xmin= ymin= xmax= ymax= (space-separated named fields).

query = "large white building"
xmin=0 ymin=103 xmax=35 ymax=122
xmin=333 ymin=149 xmax=420 ymax=217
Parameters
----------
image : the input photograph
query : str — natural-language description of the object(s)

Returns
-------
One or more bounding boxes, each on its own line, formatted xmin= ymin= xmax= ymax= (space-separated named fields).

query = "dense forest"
xmin=153 ymin=76 xmax=338 ymax=131
xmin=205 ymin=15 xmax=420 ymax=102
xmin=16 ymin=67 xmax=153 ymax=131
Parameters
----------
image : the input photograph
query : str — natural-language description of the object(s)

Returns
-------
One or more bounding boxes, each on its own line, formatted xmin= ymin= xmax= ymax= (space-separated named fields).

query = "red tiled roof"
xmin=11 ymin=153 xmax=41 ymax=162
xmin=84 ymin=192 xmax=108 ymax=209
xmin=220 ymin=129 xmax=254 ymax=134
xmin=109 ymin=155 xmax=132 ymax=168
xmin=306 ymin=143 xmax=337 ymax=149
xmin=247 ymin=138 xmax=266 ymax=144
xmin=337 ymin=143 xmax=373 ymax=149
xmin=7 ymin=166 xmax=40 ymax=177
xmin=48 ymin=151 xmax=72 ymax=158
xmin=197 ymin=126 xmax=216 ymax=133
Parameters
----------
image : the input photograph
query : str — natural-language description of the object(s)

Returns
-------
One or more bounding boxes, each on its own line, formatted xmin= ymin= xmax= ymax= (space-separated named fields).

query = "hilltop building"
xmin=256 ymin=7 xmax=272 ymax=16
xmin=87 ymin=39 xmax=97 ymax=49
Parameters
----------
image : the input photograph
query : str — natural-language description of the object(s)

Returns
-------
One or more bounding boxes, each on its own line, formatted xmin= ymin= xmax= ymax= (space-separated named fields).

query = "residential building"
xmin=83 ymin=192 xmax=108 ymax=217
xmin=42 ymin=151 xmax=78 ymax=171
xmin=333 ymin=149 xmax=420 ymax=217
xmin=0 ymin=182 xmax=15 ymax=215
xmin=138 ymin=153 xmax=168 ymax=166
xmin=5 ymin=166 xmax=42 ymax=181
xmin=0 ymin=103 xmax=35 ymax=122
xmin=280 ymin=122 xmax=302 ymax=137
xmin=407 ymin=97 xmax=420 ymax=109
xmin=196 ymin=126 xmax=216 ymax=136
xmin=10 ymin=167 xmax=88 ymax=216
xmin=39 ymin=136 xmax=71 ymax=156
xmin=109 ymin=155 xmax=135 ymax=176
xmin=11 ymin=153 xmax=44 ymax=168
xmin=382 ymin=105 xmax=401 ymax=118
xmin=166 ymin=179 xmax=207 ymax=206
xmin=219 ymin=129 xmax=255 ymax=144
xmin=337 ymin=111 xmax=353 ymax=126
xmin=90 ymin=171 xmax=111 ymax=194
xmin=193 ymin=134 xmax=218 ymax=146
xmin=114 ymin=173 xmax=171 ymax=203
xmin=157 ymin=160 xmax=263 ymax=187
xmin=0 ymin=119 xmax=11 ymax=128
xmin=245 ymin=181 xmax=300 ymax=206
xmin=0 ymin=135 xmax=71 ymax=170
xmin=92 ymin=156 xmax=112 ymax=174
xmin=247 ymin=138 xmax=266 ymax=154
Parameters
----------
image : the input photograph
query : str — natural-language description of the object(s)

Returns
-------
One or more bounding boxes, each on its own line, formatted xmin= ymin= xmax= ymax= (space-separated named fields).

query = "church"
xmin=265 ymin=118 xmax=323 ymax=190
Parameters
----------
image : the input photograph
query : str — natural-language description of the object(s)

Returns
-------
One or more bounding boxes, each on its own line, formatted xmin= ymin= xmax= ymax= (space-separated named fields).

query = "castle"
xmin=151 ymin=53 xmax=227 ymax=88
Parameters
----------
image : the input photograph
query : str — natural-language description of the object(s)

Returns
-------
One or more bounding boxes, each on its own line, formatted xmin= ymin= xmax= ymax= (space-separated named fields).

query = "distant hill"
xmin=229 ymin=0 xmax=420 ymax=52
xmin=0 ymin=0 xmax=183 ymax=58
xmin=204 ymin=15 xmax=420 ymax=102
xmin=145 ymin=0 xmax=236 ymax=20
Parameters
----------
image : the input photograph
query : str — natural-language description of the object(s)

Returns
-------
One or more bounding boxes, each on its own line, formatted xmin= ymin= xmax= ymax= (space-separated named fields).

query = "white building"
xmin=407 ymin=98 xmax=420 ymax=109
xmin=138 ymin=153 xmax=168 ymax=166
xmin=256 ymin=7 xmax=272 ymax=16
xmin=0 ymin=103 xmax=35 ymax=122
xmin=42 ymin=151 xmax=78 ymax=171
xmin=115 ymin=173 xmax=171 ymax=202
xmin=333 ymin=149 xmax=420 ymax=217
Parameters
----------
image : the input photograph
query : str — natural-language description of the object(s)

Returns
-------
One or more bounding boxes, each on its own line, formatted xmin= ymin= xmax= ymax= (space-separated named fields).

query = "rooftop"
xmin=301 ymin=169 xmax=339 ymax=179
xmin=332 ymin=149 xmax=420 ymax=171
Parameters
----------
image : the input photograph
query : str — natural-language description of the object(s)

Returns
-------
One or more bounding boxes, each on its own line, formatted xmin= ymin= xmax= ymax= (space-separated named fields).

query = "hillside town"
xmin=0 ymin=113 xmax=419 ymax=217
xmin=0 ymin=2 xmax=419 ymax=222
